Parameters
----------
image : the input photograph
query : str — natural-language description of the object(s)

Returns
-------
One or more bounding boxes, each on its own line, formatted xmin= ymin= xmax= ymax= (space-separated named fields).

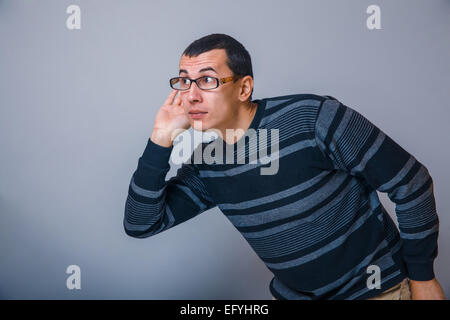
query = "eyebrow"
xmin=179 ymin=67 xmax=218 ymax=75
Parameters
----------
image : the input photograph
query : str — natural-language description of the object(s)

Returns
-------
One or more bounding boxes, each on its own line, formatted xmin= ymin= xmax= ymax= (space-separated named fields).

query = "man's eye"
xmin=182 ymin=78 xmax=190 ymax=84
xmin=204 ymin=77 xmax=213 ymax=82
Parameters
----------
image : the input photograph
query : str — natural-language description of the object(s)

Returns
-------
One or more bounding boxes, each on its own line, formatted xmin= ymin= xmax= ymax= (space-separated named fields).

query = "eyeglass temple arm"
xmin=220 ymin=76 xmax=235 ymax=84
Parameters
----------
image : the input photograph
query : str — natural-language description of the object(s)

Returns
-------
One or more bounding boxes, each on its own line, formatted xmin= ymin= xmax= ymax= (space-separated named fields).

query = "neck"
xmin=220 ymin=101 xmax=258 ymax=145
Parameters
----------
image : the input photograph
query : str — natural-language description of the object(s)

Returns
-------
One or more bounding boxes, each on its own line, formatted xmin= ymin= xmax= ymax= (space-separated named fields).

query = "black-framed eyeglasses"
xmin=169 ymin=76 xmax=237 ymax=91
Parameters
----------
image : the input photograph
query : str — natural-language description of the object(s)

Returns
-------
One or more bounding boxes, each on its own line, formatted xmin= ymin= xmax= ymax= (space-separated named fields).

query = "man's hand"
xmin=151 ymin=89 xmax=191 ymax=147
xmin=409 ymin=277 xmax=446 ymax=300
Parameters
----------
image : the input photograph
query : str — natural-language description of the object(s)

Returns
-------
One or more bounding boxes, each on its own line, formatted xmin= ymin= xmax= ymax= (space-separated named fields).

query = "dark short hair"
xmin=182 ymin=33 xmax=254 ymax=103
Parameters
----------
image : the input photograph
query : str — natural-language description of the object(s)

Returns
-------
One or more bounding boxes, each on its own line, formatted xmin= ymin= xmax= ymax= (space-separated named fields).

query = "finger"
xmin=174 ymin=97 xmax=182 ymax=106
xmin=164 ymin=89 xmax=178 ymax=105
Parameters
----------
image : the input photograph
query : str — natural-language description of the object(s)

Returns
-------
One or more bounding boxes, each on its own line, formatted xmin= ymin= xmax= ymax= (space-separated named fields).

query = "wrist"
xmin=151 ymin=129 xmax=173 ymax=147
xmin=409 ymin=277 xmax=446 ymax=300
xmin=409 ymin=277 xmax=436 ymax=286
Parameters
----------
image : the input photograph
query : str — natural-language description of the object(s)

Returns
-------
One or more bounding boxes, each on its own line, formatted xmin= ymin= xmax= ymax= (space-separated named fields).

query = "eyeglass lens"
xmin=171 ymin=76 xmax=218 ymax=90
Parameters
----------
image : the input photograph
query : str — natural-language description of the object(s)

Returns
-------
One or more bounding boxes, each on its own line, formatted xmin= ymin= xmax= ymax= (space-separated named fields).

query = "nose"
xmin=186 ymin=81 xmax=203 ymax=104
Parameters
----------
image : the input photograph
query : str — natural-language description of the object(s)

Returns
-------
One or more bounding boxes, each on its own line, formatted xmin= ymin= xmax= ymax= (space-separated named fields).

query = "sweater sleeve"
xmin=123 ymin=138 xmax=216 ymax=238
xmin=314 ymin=97 xmax=440 ymax=281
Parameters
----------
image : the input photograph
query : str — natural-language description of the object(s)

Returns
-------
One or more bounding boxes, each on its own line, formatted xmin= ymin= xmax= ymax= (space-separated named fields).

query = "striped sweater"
xmin=124 ymin=94 xmax=440 ymax=300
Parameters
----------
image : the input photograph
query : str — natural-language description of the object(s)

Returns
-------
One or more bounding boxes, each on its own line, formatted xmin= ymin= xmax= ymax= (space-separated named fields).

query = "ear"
xmin=238 ymin=75 xmax=254 ymax=102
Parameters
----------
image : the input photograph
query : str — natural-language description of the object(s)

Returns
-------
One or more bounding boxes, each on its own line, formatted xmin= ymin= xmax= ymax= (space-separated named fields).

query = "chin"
xmin=192 ymin=120 xmax=209 ymax=131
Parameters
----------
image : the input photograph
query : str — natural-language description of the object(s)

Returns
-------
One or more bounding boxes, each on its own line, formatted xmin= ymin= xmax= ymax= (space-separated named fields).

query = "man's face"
xmin=178 ymin=49 xmax=241 ymax=133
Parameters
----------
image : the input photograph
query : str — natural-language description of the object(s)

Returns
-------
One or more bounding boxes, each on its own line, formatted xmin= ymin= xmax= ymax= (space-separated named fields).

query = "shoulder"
xmin=262 ymin=93 xmax=327 ymax=106
xmin=258 ymin=93 xmax=335 ymax=129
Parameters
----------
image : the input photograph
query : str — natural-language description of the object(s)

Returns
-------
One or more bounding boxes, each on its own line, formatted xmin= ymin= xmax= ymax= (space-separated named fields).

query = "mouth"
xmin=189 ymin=111 xmax=208 ymax=119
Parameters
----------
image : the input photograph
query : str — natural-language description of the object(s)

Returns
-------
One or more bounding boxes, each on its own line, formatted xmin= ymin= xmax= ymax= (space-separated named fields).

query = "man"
xmin=123 ymin=33 xmax=445 ymax=300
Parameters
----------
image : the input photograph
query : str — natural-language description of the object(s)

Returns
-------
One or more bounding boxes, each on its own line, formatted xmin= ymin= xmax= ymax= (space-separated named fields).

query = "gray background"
xmin=0 ymin=0 xmax=449 ymax=299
